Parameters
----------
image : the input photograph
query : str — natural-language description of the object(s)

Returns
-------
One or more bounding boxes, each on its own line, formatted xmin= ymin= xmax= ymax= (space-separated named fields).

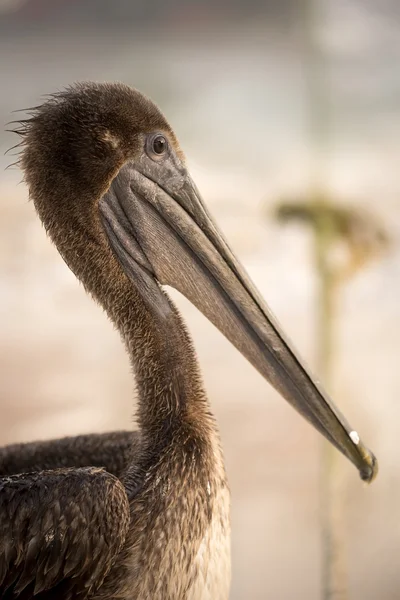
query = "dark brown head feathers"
xmin=9 ymin=83 xmax=180 ymax=283
xmin=13 ymin=82 xmax=176 ymax=216
xmin=7 ymin=83 xmax=178 ymax=303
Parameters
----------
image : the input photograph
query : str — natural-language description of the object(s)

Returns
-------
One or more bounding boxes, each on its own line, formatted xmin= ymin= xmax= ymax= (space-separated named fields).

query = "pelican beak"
xmin=100 ymin=152 xmax=378 ymax=483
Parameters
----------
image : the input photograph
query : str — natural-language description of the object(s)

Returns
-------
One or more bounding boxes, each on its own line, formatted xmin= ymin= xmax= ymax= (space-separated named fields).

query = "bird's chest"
xmin=186 ymin=484 xmax=231 ymax=600
xmin=138 ymin=483 xmax=231 ymax=600
xmin=104 ymin=448 xmax=231 ymax=600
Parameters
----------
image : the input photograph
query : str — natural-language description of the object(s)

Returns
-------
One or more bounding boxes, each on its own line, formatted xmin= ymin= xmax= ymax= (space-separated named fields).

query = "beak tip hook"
xmin=358 ymin=447 xmax=378 ymax=484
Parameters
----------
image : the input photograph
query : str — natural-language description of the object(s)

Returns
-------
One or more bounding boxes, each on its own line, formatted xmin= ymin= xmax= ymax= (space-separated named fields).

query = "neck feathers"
xmin=40 ymin=199 xmax=214 ymax=443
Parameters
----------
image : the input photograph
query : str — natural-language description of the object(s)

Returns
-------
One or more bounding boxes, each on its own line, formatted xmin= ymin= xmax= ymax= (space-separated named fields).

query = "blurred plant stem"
xmin=272 ymin=1 xmax=390 ymax=598
xmin=276 ymin=197 xmax=348 ymax=600
xmin=311 ymin=199 xmax=348 ymax=600
xmin=303 ymin=0 xmax=348 ymax=595
xmin=273 ymin=197 xmax=388 ymax=600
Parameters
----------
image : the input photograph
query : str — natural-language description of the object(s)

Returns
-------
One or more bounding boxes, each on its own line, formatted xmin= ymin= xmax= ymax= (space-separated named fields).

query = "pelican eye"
xmin=153 ymin=135 xmax=167 ymax=154
xmin=146 ymin=134 xmax=168 ymax=160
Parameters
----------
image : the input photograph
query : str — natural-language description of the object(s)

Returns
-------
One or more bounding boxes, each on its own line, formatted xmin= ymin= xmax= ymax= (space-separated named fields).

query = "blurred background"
xmin=0 ymin=0 xmax=399 ymax=598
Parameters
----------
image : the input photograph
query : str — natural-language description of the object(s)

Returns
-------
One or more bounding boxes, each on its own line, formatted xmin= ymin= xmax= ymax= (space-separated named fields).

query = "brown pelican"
xmin=0 ymin=82 xmax=377 ymax=600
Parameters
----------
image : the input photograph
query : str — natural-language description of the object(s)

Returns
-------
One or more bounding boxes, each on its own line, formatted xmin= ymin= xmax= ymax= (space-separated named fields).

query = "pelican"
xmin=0 ymin=82 xmax=377 ymax=600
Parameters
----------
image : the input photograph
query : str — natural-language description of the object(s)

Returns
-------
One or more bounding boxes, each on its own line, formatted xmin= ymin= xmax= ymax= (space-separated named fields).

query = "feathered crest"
xmin=4 ymin=93 xmax=63 ymax=171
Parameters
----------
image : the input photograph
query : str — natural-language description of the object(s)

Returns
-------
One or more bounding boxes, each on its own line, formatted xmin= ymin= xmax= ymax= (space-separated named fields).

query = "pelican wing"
xmin=0 ymin=467 xmax=130 ymax=599
xmin=0 ymin=431 xmax=140 ymax=478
